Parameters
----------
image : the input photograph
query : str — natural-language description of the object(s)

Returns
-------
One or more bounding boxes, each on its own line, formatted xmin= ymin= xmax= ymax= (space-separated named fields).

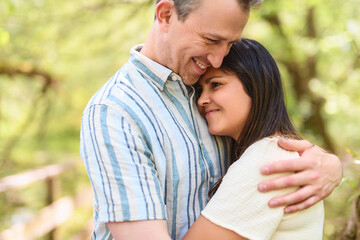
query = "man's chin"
xmin=182 ymin=74 xmax=201 ymax=86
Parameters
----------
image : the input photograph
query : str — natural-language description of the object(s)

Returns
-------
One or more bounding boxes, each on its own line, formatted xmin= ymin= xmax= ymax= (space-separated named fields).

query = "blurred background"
xmin=0 ymin=0 xmax=359 ymax=239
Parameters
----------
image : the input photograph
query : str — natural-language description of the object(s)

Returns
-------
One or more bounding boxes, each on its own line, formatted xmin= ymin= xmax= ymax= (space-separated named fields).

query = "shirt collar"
xmin=130 ymin=44 xmax=181 ymax=91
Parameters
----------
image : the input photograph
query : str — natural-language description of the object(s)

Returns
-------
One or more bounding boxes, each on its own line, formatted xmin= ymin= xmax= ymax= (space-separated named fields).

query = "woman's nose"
xmin=197 ymin=91 xmax=209 ymax=106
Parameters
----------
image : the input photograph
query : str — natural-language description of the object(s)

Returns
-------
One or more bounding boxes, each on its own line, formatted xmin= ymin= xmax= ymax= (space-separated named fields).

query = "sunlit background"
xmin=0 ymin=0 xmax=359 ymax=239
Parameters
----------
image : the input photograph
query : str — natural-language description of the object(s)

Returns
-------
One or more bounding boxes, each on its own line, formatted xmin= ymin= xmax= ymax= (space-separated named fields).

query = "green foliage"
xmin=0 ymin=0 xmax=155 ymax=167
xmin=246 ymin=0 xmax=360 ymax=152
xmin=0 ymin=28 xmax=10 ymax=46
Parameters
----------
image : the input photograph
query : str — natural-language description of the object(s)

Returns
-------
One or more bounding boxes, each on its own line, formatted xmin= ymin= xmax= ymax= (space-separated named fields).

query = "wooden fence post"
xmin=46 ymin=177 xmax=61 ymax=240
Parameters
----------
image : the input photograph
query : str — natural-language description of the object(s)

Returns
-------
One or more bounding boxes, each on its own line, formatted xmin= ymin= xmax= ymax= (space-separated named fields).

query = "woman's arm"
xmin=183 ymin=215 xmax=247 ymax=240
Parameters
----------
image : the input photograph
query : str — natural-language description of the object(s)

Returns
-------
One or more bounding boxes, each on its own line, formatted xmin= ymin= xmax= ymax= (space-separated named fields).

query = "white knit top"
xmin=202 ymin=137 xmax=324 ymax=240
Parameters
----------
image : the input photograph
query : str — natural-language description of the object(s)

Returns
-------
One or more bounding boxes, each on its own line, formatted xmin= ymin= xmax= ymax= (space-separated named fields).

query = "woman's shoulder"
xmin=243 ymin=136 xmax=300 ymax=161
xmin=228 ymin=137 xmax=300 ymax=172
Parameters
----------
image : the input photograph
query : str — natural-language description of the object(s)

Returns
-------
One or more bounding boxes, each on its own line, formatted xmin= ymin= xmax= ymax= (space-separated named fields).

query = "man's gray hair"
xmin=156 ymin=0 xmax=263 ymax=21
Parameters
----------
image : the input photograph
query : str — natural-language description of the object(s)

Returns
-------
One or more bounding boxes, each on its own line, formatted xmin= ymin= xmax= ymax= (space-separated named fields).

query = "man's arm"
xmin=81 ymin=104 xmax=168 ymax=237
xmin=258 ymin=138 xmax=342 ymax=213
xmin=107 ymin=220 xmax=171 ymax=240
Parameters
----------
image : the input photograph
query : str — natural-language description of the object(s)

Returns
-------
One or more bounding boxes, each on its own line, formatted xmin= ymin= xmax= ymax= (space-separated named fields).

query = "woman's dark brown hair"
xmin=209 ymin=38 xmax=301 ymax=196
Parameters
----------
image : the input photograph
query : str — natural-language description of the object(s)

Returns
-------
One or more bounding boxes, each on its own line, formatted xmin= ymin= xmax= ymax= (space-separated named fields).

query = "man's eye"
xmin=206 ymin=38 xmax=218 ymax=44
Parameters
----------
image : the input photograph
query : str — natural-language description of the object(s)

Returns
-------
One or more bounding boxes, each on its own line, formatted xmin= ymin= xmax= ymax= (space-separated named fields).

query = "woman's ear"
xmin=155 ymin=0 xmax=175 ymax=33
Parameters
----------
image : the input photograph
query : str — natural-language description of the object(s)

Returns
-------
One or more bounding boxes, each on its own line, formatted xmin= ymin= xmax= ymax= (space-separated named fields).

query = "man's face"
xmin=161 ymin=0 xmax=249 ymax=85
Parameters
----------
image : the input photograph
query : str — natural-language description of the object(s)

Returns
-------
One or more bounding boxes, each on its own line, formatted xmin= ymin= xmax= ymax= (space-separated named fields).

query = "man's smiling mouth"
xmin=193 ymin=58 xmax=207 ymax=70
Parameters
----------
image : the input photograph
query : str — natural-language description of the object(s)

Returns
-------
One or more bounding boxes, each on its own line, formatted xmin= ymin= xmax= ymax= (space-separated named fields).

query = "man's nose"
xmin=207 ymin=44 xmax=230 ymax=68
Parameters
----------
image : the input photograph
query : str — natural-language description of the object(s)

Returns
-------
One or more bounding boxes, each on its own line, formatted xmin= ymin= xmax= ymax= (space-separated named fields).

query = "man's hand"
xmin=257 ymin=138 xmax=342 ymax=214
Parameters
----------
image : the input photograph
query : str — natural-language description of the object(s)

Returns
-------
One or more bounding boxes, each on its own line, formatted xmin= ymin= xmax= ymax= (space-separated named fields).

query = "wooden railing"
xmin=0 ymin=161 xmax=93 ymax=240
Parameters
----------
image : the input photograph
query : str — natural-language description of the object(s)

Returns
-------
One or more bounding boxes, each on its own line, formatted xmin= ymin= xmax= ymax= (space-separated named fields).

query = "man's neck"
xmin=140 ymin=23 xmax=163 ymax=66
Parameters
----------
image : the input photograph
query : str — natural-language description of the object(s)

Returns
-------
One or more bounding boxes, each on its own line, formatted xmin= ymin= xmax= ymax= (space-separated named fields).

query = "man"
xmin=80 ymin=0 xmax=342 ymax=239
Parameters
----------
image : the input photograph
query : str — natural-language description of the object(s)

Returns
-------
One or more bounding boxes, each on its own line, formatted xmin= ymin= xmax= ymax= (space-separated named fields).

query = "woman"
xmin=184 ymin=39 xmax=324 ymax=240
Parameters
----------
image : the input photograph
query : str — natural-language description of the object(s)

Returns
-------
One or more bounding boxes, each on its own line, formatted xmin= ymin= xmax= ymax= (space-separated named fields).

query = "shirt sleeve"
xmin=80 ymin=103 xmax=166 ymax=223
xmin=201 ymin=138 xmax=299 ymax=240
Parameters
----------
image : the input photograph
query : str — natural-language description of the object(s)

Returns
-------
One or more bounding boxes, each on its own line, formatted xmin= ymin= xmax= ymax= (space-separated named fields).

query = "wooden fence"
xmin=0 ymin=161 xmax=93 ymax=240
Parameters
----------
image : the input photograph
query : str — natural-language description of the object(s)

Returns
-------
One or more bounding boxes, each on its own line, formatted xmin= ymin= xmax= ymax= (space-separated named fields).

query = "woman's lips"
xmin=205 ymin=109 xmax=219 ymax=117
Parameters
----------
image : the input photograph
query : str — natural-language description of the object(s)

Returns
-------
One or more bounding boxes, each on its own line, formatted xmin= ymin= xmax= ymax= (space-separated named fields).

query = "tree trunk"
xmin=341 ymin=195 xmax=360 ymax=239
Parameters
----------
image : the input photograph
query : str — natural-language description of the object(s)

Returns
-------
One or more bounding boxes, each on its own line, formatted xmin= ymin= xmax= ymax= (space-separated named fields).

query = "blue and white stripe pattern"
xmin=80 ymin=45 xmax=231 ymax=240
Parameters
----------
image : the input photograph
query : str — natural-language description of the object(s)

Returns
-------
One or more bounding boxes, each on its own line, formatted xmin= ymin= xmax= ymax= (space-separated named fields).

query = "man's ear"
xmin=155 ymin=0 xmax=175 ymax=33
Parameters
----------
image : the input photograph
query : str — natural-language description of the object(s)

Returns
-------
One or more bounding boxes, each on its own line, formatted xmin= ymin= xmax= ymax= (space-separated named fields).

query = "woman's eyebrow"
xmin=204 ymin=76 xmax=223 ymax=84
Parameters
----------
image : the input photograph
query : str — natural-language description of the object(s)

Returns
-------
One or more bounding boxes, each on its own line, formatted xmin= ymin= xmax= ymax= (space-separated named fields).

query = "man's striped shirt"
xmin=80 ymin=45 xmax=231 ymax=240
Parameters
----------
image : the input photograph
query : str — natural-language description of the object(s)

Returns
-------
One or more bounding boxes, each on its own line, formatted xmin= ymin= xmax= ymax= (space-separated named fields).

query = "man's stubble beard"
xmin=161 ymin=43 xmax=198 ymax=86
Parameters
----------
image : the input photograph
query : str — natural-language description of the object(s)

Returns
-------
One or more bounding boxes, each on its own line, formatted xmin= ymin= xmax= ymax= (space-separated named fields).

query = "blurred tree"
xmin=245 ymin=0 xmax=360 ymax=154
xmin=0 ymin=0 xmax=155 ymax=170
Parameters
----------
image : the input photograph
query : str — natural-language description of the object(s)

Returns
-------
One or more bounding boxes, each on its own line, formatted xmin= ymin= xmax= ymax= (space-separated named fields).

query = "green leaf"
xmin=0 ymin=28 xmax=10 ymax=46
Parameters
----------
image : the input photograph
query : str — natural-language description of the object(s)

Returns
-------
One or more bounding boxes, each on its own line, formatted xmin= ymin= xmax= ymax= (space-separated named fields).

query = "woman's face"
xmin=197 ymin=68 xmax=251 ymax=140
